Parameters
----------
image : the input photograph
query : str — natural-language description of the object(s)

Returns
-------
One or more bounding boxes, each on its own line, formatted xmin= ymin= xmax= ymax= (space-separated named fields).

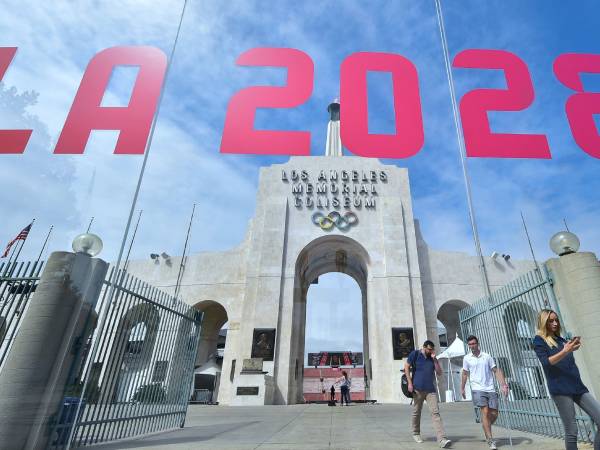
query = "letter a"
xmin=54 ymin=46 xmax=167 ymax=154
xmin=0 ymin=48 xmax=32 ymax=154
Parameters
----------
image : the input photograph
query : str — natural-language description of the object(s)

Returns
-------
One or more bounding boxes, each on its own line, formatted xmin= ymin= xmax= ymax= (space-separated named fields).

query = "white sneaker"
xmin=413 ymin=434 xmax=423 ymax=443
xmin=439 ymin=438 xmax=452 ymax=448
xmin=487 ymin=439 xmax=497 ymax=449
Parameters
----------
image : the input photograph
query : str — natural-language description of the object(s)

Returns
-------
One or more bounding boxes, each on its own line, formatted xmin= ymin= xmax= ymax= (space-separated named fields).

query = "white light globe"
xmin=549 ymin=231 xmax=580 ymax=256
xmin=72 ymin=233 xmax=103 ymax=257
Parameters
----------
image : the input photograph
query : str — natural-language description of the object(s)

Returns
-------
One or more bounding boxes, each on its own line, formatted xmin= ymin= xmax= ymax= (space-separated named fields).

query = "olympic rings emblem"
xmin=312 ymin=211 xmax=358 ymax=232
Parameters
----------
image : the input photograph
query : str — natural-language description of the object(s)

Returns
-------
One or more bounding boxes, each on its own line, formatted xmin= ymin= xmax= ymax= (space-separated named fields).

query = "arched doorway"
xmin=289 ymin=235 xmax=370 ymax=404
xmin=437 ymin=299 xmax=469 ymax=402
xmin=193 ymin=300 xmax=228 ymax=403
xmin=304 ymin=272 xmax=364 ymax=402
xmin=102 ymin=303 xmax=160 ymax=402
xmin=502 ymin=301 xmax=536 ymax=364
xmin=437 ymin=299 xmax=470 ymax=346
xmin=502 ymin=301 xmax=544 ymax=398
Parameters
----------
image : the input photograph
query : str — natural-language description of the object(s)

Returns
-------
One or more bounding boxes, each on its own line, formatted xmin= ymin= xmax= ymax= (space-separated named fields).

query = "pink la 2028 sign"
xmin=1 ymin=46 xmax=599 ymax=159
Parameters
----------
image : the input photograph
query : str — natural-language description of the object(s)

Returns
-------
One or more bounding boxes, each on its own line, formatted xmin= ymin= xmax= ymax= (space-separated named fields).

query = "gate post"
xmin=0 ymin=251 xmax=108 ymax=449
xmin=546 ymin=251 xmax=600 ymax=398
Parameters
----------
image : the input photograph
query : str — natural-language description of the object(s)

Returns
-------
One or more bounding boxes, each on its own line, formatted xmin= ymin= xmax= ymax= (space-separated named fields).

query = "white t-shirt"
xmin=462 ymin=351 xmax=496 ymax=392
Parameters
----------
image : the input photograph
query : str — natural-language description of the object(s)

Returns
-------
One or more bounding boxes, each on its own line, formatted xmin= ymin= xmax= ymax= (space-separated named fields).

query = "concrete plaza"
xmin=92 ymin=402 xmax=585 ymax=450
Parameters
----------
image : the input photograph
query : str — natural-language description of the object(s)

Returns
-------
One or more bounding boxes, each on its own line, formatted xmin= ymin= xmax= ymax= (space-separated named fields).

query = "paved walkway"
xmin=92 ymin=402 xmax=584 ymax=450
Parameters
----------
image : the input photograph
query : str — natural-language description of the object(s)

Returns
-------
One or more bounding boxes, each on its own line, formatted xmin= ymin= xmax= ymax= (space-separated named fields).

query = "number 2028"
xmin=220 ymin=48 xmax=600 ymax=159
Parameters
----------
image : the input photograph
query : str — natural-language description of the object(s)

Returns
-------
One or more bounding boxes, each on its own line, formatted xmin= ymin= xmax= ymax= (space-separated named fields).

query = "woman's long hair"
xmin=536 ymin=309 xmax=561 ymax=348
xmin=342 ymin=370 xmax=348 ymax=379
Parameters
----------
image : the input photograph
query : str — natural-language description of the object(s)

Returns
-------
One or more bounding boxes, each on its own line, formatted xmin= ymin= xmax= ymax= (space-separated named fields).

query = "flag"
xmin=1 ymin=223 xmax=32 ymax=258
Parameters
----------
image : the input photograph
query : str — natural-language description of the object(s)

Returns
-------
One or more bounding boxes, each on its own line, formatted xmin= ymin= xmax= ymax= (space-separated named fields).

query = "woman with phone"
xmin=534 ymin=309 xmax=600 ymax=450
xmin=335 ymin=370 xmax=352 ymax=406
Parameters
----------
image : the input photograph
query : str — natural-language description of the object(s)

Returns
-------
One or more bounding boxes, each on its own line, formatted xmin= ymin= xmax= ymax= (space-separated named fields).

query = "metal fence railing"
xmin=50 ymin=267 xmax=202 ymax=449
xmin=191 ymin=389 xmax=213 ymax=404
xmin=0 ymin=260 xmax=44 ymax=369
xmin=459 ymin=265 xmax=595 ymax=443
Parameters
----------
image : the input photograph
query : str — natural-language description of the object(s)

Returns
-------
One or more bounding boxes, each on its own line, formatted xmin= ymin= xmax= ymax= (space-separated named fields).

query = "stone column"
xmin=0 ymin=251 xmax=108 ymax=449
xmin=546 ymin=252 xmax=600 ymax=397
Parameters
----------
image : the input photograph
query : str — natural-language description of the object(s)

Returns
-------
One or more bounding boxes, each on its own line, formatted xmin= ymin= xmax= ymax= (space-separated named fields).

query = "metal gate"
xmin=0 ymin=260 xmax=44 ymax=369
xmin=51 ymin=267 xmax=202 ymax=448
xmin=459 ymin=265 xmax=595 ymax=443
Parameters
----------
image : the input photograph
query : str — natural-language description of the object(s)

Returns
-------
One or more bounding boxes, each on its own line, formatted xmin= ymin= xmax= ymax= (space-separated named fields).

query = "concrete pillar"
xmin=0 ymin=251 xmax=108 ymax=449
xmin=546 ymin=252 xmax=600 ymax=397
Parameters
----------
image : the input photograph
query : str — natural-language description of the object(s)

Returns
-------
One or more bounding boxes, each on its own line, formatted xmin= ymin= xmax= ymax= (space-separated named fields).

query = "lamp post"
xmin=72 ymin=233 xmax=103 ymax=257
xmin=549 ymin=231 xmax=580 ymax=256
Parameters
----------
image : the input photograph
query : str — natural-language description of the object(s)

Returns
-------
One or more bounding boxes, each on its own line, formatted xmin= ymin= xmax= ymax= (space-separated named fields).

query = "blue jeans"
xmin=552 ymin=392 xmax=600 ymax=450
xmin=340 ymin=386 xmax=351 ymax=405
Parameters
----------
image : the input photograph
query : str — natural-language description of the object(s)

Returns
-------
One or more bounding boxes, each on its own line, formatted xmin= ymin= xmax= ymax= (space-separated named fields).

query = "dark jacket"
xmin=533 ymin=335 xmax=588 ymax=396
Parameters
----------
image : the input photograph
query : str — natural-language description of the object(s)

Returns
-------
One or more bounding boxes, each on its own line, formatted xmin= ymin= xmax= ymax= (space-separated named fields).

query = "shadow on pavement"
xmin=90 ymin=421 xmax=261 ymax=449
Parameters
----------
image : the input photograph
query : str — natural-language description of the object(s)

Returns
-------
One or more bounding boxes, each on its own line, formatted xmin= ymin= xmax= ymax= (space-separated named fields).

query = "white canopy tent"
xmin=438 ymin=336 xmax=466 ymax=359
xmin=437 ymin=336 xmax=466 ymax=402
xmin=195 ymin=358 xmax=221 ymax=376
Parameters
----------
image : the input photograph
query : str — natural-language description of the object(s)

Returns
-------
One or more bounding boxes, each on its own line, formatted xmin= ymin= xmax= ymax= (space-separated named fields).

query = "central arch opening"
xmin=289 ymin=235 xmax=370 ymax=404
xmin=303 ymin=272 xmax=364 ymax=403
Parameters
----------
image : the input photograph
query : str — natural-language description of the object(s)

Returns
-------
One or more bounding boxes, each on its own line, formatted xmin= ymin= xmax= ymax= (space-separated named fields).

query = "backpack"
xmin=401 ymin=351 xmax=417 ymax=399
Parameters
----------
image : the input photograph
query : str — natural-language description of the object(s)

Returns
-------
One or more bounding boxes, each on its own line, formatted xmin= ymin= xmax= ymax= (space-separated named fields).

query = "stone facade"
xmin=125 ymin=157 xmax=535 ymax=405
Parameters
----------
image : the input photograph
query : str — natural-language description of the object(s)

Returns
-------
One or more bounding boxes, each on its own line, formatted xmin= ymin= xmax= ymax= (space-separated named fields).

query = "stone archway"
xmin=289 ymin=235 xmax=370 ymax=404
xmin=436 ymin=299 xmax=469 ymax=402
xmin=500 ymin=301 xmax=544 ymax=398
xmin=101 ymin=303 xmax=160 ymax=402
xmin=437 ymin=299 xmax=470 ymax=346
xmin=192 ymin=300 xmax=229 ymax=402
xmin=502 ymin=301 xmax=537 ymax=364
xmin=193 ymin=301 xmax=228 ymax=366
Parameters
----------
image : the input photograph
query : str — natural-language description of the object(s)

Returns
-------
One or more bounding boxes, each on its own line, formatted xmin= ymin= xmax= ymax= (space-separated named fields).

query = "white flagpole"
xmin=35 ymin=225 xmax=53 ymax=266
xmin=86 ymin=216 xmax=94 ymax=233
xmin=433 ymin=0 xmax=490 ymax=298
xmin=4 ymin=241 xmax=19 ymax=267
xmin=174 ymin=203 xmax=195 ymax=300
xmin=123 ymin=210 xmax=143 ymax=273
xmin=433 ymin=1 xmax=512 ymax=446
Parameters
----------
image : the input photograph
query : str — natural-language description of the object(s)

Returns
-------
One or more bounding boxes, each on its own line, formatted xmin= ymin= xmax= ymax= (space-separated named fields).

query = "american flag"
xmin=1 ymin=223 xmax=32 ymax=258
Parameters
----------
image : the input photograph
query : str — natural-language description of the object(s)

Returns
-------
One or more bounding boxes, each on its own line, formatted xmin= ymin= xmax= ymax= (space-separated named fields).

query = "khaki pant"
xmin=412 ymin=390 xmax=446 ymax=442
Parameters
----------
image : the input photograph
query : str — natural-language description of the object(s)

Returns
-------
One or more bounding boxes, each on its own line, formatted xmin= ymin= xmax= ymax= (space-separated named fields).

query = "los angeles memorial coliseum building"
xmin=125 ymin=102 xmax=534 ymax=405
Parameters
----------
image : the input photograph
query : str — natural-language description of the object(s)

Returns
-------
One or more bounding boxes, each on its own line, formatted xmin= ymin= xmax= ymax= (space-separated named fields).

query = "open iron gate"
xmin=50 ymin=267 xmax=202 ymax=448
xmin=0 ymin=260 xmax=44 ymax=370
xmin=459 ymin=265 xmax=595 ymax=443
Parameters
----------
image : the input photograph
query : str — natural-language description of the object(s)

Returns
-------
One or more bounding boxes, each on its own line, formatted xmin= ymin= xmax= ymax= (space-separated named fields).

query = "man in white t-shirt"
xmin=461 ymin=335 xmax=509 ymax=450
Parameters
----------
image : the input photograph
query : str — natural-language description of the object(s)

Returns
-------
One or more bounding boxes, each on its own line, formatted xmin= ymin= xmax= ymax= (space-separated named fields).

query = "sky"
xmin=2 ymin=1 xmax=600 ymax=357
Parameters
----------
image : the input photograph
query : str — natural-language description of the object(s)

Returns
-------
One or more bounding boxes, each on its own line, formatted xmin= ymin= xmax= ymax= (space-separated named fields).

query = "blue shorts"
xmin=472 ymin=390 xmax=498 ymax=410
